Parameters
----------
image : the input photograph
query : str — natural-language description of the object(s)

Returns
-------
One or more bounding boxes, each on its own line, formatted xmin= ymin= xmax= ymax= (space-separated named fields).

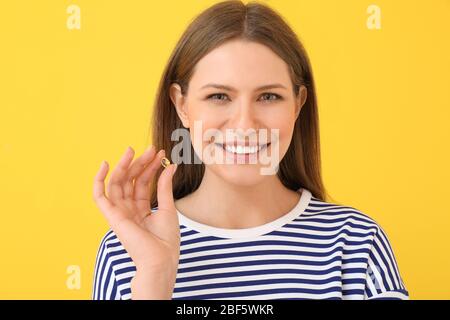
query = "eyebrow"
xmin=200 ymin=83 xmax=288 ymax=91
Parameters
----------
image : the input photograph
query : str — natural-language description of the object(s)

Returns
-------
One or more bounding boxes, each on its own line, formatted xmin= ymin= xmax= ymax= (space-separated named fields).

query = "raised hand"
xmin=93 ymin=146 xmax=180 ymax=299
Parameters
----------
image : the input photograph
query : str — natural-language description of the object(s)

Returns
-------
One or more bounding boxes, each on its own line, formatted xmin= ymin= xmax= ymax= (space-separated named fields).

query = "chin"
xmin=211 ymin=164 xmax=271 ymax=187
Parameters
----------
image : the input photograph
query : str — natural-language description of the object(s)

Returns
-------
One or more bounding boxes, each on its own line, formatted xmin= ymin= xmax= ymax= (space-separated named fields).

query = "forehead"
xmin=189 ymin=39 xmax=292 ymax=91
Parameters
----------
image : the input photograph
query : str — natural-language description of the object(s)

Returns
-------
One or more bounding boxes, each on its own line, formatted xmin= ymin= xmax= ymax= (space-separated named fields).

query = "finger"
xmin=156 ymin=163 xmax=177 ymax=213
xmin=93 ymin=160 xmax=115 ymax=216
xmin=107 ymin=146 xmax=135 ymax=203
xmin=123 ymin=145 xmax=156 ymax=199
xmin=143 ymin=163 xmax=179 ymax=246
xmin=134 ymin=149 xmax=166 ymax=214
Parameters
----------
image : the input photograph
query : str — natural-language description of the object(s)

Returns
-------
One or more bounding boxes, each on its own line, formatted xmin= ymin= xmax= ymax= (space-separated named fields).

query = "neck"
xmin=175 ymin=167 xmax=302 ymax=229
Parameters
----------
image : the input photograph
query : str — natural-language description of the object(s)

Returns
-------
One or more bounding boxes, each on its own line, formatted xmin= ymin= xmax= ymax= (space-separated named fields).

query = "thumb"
xmin=156 ymin=163 xmax=177 ymax=212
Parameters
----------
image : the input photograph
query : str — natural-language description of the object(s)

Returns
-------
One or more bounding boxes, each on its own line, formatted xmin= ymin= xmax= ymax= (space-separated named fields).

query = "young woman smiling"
xmin=92 ymin=0 xmax=409 ymax=300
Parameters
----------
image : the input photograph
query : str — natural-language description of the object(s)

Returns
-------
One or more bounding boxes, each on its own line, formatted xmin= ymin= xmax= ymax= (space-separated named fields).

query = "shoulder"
xmin=305 ymin=196 xmax=409 ymax=298
xmin=93 ymin=229 xmax=136 ymax=300
xmin=95 ymin=229 xmax=132 ymax=266
xmin=98 ymin=229 xmax=122 ymax=251
xmin=306 ymin=196 xmax=381 ymax=227
xmin=302 ymin=196 xmax=390 ymax=243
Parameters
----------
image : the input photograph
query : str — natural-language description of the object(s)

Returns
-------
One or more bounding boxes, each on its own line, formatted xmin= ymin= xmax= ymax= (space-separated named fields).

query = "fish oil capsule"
xmin=161 ymin=157 xmax=171 ymax=168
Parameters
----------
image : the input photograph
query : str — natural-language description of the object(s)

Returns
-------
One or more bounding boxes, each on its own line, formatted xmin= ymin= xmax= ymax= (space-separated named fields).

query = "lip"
xmin=214 ymin=142 xmax=269 ymax=148
xmin=214 ymin=142 xmax=271 ymax=155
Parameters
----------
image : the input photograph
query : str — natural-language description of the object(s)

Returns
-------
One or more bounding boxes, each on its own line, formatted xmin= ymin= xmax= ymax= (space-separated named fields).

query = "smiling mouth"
xmin=214 ymin=142 xmax=271 ymax=155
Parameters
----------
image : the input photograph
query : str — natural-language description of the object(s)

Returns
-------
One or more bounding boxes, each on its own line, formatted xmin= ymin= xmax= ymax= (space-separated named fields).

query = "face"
xmin=170 ymin=39 xmax=307 ymax=187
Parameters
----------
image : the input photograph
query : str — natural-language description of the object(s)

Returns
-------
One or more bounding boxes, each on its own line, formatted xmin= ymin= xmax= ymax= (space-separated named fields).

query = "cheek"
xmin=188 ymin=118 xmax=222 ymax=162
xmin=187 ymin=104 xmax=224 ymax=129
xmin=266 ymin=113 xmax=296 ymax=154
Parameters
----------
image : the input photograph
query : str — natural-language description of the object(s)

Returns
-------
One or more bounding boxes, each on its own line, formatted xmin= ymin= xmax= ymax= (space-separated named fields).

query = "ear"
xmin=169 ymin=83 xmax=190 ymax=128
xmin=295 ymin=85 xmax=307 ymax=119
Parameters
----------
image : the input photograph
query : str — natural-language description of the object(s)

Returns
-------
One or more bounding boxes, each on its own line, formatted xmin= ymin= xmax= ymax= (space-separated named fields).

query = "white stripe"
xmin=180 ymin=233 xmax=376 ymax=251
xmin=367 ymin=290 xmax=409 ymax=300
xmin=279 ymin=223 xmax=377 ymax=238
xmin=92 ymin=231 xmax=114 ymax=299
xmin=367 ymin=257 xmax=387 ymax=293
xmin=376 ymin=226 xmax=403 ymax=288
xmin=341 ymin=283 xmax=365 ymax=291
xmin=181 ymin=242 xmax=372 ymax=259
xmin=371 ymin=233 xmax=397 ymax=289
xmin=115 ymin=269 xmax=136 ymax=282
xmin=175 ymin=271 xmax=343 ymax=288
xmin=172 ymin=282 xmax=343 ymax=299
xmin=299 ymin=211 xmax=376 ymax=224
xmin=177 ymin=261 xmax=368 ymax=279
xmin=179 ymin=251 xmax=368 ymax=269
xmin=287 ymin=216 xmax=378 ymax=229
xmin=122 ymin=292 xmax=132 ymax=300
xmin=341 ymin=273 xmax=366 ymax=281
xmin=215 ymin=291 xmax=341 ymax=300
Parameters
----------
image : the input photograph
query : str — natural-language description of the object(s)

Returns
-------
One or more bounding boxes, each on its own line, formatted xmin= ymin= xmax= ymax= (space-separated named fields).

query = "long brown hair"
xmin=150 ymin=0 xmax=329 ymax=208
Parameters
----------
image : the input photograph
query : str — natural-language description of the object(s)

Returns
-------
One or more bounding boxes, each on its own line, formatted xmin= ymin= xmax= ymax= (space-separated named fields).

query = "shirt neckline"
xmin=176 ymin=187 xmax=312 ymax=239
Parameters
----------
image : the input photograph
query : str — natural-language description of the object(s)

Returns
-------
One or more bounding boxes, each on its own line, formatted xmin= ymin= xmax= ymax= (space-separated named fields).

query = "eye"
xmin=205 ymin=92 xmax=282 ymax=104
xmin=259 ymin=93 xmax=282 ymax=102
xmin=206 ymin=93 xmax=230 ymax=103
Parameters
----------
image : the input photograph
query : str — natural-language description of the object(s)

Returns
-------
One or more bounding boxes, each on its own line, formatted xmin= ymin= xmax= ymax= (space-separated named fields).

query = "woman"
xmin=92 ymin=0 xmax=409 ymax=300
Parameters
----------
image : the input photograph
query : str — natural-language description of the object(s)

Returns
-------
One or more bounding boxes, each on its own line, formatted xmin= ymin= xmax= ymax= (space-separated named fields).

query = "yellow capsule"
xmin=161 ymin=157 xmax=171 ymax=168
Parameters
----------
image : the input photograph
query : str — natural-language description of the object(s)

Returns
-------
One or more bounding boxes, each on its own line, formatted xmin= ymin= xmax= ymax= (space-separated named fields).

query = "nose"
xmin=229 ymin=97 xmax=258 ymax=131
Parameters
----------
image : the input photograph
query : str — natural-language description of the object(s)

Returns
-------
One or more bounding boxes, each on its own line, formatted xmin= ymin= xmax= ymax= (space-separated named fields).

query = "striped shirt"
xmin=92 ymin=188 xmax=409 ymax=300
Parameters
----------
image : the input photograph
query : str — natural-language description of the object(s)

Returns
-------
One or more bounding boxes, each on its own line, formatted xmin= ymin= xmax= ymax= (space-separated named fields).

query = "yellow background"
xmin=0 ymin=0 xmax=449 ymax=299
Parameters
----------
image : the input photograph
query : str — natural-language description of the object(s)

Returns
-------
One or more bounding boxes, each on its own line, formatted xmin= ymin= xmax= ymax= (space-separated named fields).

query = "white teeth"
xmin=224 ymin=144 xmax=263 ymax=154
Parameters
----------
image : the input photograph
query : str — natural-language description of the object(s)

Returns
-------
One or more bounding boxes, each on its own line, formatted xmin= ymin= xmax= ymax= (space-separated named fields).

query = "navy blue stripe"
xmin=94 ymin=232 xmax=117 ymax=299
xmin=102 ymin=261 xmax=114 ymax=299
xmin=268 ymin=229 xmax=374 ymax=241
xmin=308 ymin=202 xmax=344 ymax=208
xmin=177 ymin=255 xmax=368 ymax=274
xmin=284 ymin=220 xmax=377 ymax=232
xmin=92 ymin=230 xmax=114 ymax=299
xmin=106 ymin=248 xmax=127 ymax=258
xmin=115 ymin=265 xmax=136 ymax=276
xmin=174 ymin=276 xmax=343 ymax=293
xmin=173 ymin=287 xmax=343 ymax=300
xmin=342 ymin=289 xmax=365 ymax=296
xmin=294 ymin=215 xmax=377 ymax=228
xmin=176 ymin=266 xmax=344 ymax=283
xmin=179 ymin=247 xmax=370 ymax=264
xmin=375 ymin=227 xmax=403 ymax=288
xmin=342 ymin=278 xmax=365 ymax=285
xmin=181 ymin=236 xmax=225 ymax=246
xmin=181 ymin=229 xmax=199 ymax=237
xmin=117 ymin=276 xmax=133 ymax=287
xmin=302 ymin=209 xmax=375 ymax=223
xmin=180 ymin=238 xmax=373 ymax=255
xmin=370 ymin=237 xmax=393 ymax=291
xmin=121 ymin=287 xmax=131 ymax=297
